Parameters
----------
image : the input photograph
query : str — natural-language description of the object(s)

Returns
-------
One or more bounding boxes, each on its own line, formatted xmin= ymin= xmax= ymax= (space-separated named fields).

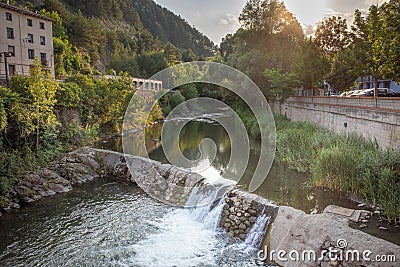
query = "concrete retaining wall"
xmin=270 ymin=97 xmax=400 ymax=149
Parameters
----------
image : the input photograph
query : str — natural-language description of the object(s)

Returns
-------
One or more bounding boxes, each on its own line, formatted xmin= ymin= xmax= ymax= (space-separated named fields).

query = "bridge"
xmin=95 ymin=75 xmax=163 ymax=91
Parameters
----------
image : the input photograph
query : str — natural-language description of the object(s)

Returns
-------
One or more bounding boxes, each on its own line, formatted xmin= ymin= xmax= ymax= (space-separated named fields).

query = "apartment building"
xmin=0 ymin=2 xmax=55 ymax=81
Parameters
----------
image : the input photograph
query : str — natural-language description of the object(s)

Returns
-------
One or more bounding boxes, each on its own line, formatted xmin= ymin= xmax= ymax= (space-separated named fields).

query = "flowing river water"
xmin=1 ymin=118 xmax=399 ymax=266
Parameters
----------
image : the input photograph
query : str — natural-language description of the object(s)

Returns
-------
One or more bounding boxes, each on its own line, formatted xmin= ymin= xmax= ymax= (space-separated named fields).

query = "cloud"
xmin=219 ymin=19 xmax=229 ymax=25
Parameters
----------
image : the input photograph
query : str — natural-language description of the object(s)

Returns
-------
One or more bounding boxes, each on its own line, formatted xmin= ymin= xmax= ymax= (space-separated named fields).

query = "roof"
xmin=0 ymin=2 xmax=55 ymax=22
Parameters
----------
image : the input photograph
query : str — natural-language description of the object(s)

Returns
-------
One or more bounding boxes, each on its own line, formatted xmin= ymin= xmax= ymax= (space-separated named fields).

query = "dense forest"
xmin=7 ymin=0 xmax=216 ymax=77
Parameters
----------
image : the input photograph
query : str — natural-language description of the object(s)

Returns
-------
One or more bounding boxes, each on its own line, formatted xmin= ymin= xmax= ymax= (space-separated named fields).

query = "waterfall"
xmin=185 ymin=183 xmax=225 ymax=230
xmin=129 ymin=184 xmax=227 ymax=266
xmin=244 ymin=213 xmax=270 ymax=249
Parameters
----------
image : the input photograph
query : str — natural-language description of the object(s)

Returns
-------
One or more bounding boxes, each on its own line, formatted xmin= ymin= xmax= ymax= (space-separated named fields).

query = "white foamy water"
xmin=126 ymin=187 xmax=225 ymax=266
xmin=125 ymin=185 xmax=264 ymax=267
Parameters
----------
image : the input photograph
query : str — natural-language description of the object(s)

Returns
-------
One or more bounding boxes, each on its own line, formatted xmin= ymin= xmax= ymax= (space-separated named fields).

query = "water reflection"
xmin=146 ymin=120 xmax=358 ymax=214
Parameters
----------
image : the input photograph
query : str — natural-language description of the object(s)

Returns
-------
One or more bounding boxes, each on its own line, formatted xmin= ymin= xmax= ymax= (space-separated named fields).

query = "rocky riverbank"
xmin=0 ymin=148 xmax=101 ymax=215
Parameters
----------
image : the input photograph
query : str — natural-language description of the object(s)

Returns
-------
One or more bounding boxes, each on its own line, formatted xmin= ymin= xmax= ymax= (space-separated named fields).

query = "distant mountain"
xmin=41 ymin=0 xmax=216 ymax=56
xmin=132 ymin=0 xmax=216 ymax=56
xmin=11 ymin=0 xmax=216 ymax=74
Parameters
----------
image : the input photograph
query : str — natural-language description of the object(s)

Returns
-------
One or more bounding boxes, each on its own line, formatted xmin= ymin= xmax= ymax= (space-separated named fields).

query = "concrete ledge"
xmin=269 ymin=206 xmax=400 ymax=267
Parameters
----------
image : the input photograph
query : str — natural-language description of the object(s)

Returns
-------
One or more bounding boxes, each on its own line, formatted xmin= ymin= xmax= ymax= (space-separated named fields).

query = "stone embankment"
xmin=0 ymin=148 xmax=205 ymax=213
xmin=1 ymin=148 xmax=101 ymax=213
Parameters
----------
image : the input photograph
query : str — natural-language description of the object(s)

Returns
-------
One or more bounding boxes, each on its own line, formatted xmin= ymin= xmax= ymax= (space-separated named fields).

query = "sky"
xmin=154 ymin=0 xmax=388 ymax=45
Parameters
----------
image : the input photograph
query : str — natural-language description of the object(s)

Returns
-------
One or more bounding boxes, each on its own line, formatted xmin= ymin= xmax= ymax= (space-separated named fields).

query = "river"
xmin=0 ymin=119 xmax=398 ymax=266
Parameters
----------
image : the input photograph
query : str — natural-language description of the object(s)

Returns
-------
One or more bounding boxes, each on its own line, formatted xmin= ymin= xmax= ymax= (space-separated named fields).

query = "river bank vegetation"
xmin=274 ymin=115 xmax=400 ymax=224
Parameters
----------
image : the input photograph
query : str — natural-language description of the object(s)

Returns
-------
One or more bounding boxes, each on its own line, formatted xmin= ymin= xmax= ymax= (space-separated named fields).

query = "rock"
xmin=359 ymin=224 xmax=367 ymax=229
xmin=9 ymin=202 xmax=20 ymax=209
xmin=270 ymin=206 xmax=400 ymax=267
xmin=38 ymin=190 xmax=48 ymax=197
xmin=46 ymin=189 xmax=56 ymax=196
xmin=228 ymin=215 xmax=236 ymax=220
xmin=329 ymin=260 xmax=339 ymax=266
xmin=15 ymin=185 xmax=34 ymax=197
xmin=379 ymin=226 xmax=388 ymax=231
xmin=239 ymin=234 xmax=247 ymax=240
xmin=32 ymin=194 xmax=42 ymax=201
xmin=32 ymin=185 xmax=43 ymax=191
xmin=48 ymin=183 xmax=71 ymax=194
xmin=249 ymin=216 xmax=257 ymax=223
xmin=224 ymin=223 xmax=231 ymax=228
xmin=244 ymin=212 xmax=250 ymax=217
xmin=249 ymin=209 xmax=257 ymax=215
xmin=239 ymin=223 xmax=247 ymax=230
xmin=21 ymin=197 xmax=34 ymax=203
xmin=361 ymin=219 xmax=369 ymax=223
xmin=19 ymin=180 xmax=32 ymax=188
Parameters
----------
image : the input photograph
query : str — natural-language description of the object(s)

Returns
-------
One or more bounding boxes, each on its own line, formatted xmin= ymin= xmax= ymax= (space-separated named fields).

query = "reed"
xmin=274 ymin=114 xmax=400 ymax=223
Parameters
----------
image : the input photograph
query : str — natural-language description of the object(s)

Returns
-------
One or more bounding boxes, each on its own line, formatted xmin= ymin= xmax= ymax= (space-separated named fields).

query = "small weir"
xmin=129 ymin=182 xmax=275 ymax=266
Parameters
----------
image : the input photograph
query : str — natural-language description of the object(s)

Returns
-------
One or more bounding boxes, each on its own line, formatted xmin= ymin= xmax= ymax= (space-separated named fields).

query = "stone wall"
xmin=270 ymin=97 xmax=400 ymax=149
xmin=219 ymin=189 xmax=278 ymax=240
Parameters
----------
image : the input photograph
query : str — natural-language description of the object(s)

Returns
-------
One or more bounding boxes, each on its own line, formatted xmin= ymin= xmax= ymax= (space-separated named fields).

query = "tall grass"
xmin=274 ymin=114 xmax=400 ymax=224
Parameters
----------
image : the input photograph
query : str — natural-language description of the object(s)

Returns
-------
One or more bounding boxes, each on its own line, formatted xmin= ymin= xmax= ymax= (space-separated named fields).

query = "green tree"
xmin=169 ymin=91 xmax=185 ymax=109
xmin=28 ymin=60 xmax=60 ymax=154
xmin=221 ymin=0 xmax=303 ymax=95
xmin=352 ymin=5 xmax=393 ymax=96
xmin=325 ymin=47 xmax=361 ymax=91
xmin=182 ymin=49 xmax=197 ymax=62
xmin=163 ymin=42 xmax=182 ymax=66
xmin=263 ymin=68 xmax=300 ymax=102
xmin=294 ymin=38 xmax=329 ymax=91
xmin=314 ymin=16 xmax=351 ymax=59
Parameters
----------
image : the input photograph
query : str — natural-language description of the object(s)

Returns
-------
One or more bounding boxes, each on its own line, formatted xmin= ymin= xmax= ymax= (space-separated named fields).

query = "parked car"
xmin=348 ymin=90 xmax=364 ymax=97
xmin=353 ymin=88 xmax=398 ymax=97
xmin=339 ymin=91 xmax=353 ymax=97
xmin=352 ymin=89 xmax=374 ymax=97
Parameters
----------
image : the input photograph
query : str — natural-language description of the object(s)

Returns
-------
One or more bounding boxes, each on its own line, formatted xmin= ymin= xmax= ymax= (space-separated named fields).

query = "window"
xmin=40 ymin=53 xmax=47 ymax=66
xmin=27 ymin=33 xmax=34 ymax=43
xmin=6 ymin=12 xmax=12 ymax=21
xmin=6 ymin=28 xmax=14 ymax=39
xmin=9 ymin=65 xmax=16 ymax=76
xmin=40 ymin=36 xmax=46 ymax=45
xmin=28 ymin=49 xmax=35 ymax=59
xmin=39 ymin=22 xmax=45 ymax=29
xmin=27 ymin=18 xmax=33 ymax=26
xmin=8 ymin=46 xmax=15 ymax=57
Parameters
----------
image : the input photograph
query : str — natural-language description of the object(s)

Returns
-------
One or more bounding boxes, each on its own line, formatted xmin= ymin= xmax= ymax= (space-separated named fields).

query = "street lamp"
xmin=0 ymin=52 xmax=12 ymax=87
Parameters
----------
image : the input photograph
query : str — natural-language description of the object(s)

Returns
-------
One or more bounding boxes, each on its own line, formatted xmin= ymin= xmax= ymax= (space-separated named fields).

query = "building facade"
xmin=0 ymin=2 xmax=54 ymax=81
